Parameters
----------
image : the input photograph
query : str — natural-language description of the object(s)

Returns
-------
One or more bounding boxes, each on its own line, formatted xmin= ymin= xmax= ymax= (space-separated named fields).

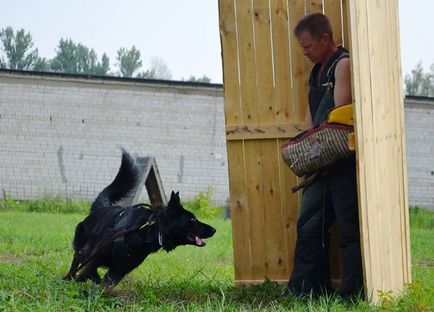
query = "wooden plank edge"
xmin=235 ymin=279 xmax=342 ymax=289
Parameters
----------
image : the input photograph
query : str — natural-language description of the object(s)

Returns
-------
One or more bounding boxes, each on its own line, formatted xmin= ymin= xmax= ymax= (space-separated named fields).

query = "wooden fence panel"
xmin=219 ymin=0 xmax=345 ymax=286
xmin=219 ymin=0 xmax=410 ymax=302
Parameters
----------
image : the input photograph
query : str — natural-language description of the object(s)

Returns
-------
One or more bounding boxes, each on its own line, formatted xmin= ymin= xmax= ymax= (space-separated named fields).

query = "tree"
xmin=94 ymin=53 xmax=110 ymax=76
xmin=0 ymin=26 xmax=44 ymax=70
xmin=116 ymin=46 xmax=142 ymax=77
xmin=32 ymin=57 xmax=50 ymax=71
xmin=404 ymin=62 xmax=434 ymax=97
xmin=136 ymin=57 xmax=172 ymax=80
xmin=186 ymin=75 xmax=211 ymax=83
xmin=50 ymin=38 xmax=110 ymax=75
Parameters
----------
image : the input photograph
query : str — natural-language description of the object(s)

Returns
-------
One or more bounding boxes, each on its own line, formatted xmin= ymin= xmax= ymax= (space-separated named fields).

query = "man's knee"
xmin=296 ymin=225 xmax=323 ymax=240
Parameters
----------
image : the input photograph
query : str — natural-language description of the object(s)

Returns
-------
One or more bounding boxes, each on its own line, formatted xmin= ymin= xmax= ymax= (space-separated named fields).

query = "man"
xmin=282 ymin=13 xmax=363 ymax=298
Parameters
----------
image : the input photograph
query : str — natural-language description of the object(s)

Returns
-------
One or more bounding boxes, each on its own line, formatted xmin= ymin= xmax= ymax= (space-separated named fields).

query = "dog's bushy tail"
xmin=90 ymin=149 xmax=141 ymax=212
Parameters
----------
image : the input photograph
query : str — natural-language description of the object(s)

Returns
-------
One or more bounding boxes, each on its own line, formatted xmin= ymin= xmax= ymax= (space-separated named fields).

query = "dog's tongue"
xmin=195 ymin=236 xmax=205 ymax=246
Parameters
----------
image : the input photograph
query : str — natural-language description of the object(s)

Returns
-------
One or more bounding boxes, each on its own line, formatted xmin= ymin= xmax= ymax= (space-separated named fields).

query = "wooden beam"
xmin=226 ymin=123 xmax=306 ymax=140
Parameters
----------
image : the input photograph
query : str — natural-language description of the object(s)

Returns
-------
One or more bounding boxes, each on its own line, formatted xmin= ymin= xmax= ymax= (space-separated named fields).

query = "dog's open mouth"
xmin=187 ymin=234 xmax=206 ymax=247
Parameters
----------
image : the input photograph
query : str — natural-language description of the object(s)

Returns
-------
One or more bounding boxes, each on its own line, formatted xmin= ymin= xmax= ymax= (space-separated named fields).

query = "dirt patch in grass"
xmin=414 ymin=259 xmax=434 ymax=268
xmin=0 ymin=254 xmax=22 ymax=264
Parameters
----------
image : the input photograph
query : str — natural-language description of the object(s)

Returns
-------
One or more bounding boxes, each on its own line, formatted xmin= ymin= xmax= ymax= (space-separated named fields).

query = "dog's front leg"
xmin=63 ymin=255 xmax=81 ymax=280
xmin=101 ymin=268 xmax=128 ymax=297
xmin=75 ymin=261 xmax=101 ymax=284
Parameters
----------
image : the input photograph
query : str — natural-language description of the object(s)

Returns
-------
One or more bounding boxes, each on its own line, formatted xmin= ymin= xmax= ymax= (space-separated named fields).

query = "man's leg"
xmin=285 ymin=178 xmax=334 ymax=297
xmin=328 ymin=158 xmax=364 ymax=298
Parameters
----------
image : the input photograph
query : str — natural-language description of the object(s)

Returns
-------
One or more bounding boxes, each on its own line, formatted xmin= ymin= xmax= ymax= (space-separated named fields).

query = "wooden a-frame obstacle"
xmin=123 ymin=156 xmax=167 ymax=206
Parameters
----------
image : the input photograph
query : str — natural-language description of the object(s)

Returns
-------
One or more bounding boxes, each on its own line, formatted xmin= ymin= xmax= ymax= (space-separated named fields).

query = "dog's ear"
xmin=167 ymin=191 xmax=181 ymax=209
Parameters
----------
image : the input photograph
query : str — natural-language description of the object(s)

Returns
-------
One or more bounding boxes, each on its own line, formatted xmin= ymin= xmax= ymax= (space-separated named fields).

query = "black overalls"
xmin=286 ymin=47 xmax=363 ymax=297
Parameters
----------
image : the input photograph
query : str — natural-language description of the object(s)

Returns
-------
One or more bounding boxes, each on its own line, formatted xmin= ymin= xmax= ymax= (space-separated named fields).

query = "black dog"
xmin=63 ymin=150 xmax=216 ymax=292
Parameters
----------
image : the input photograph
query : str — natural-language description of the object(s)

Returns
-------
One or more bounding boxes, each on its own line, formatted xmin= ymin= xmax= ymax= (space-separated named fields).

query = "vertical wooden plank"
xmin=235 ymin=0 xmax=264 ymax=281
xmin=227 ymin=141 xmax=252 ymax=283
xmin=219 ymin=0 xmax=252 ymax=283
xmin=390 ymin=0 xmax=411 ymax=285
xmin=253 ymin=0 xmax=275 ymax=123
xmin=324 ymin=0 xmax=343 ymax=46
xmin=252 ymin=0 xmax=286 ymax=279
xmin=341 ymin=0 xmax=350 ymax=48
xmin=368 ymin=0 xmax=408 ymax=294
xmin=288 ymin=0 xmax=309 ymax=122
xmin=366 ymin=0 xmax=391 ymax=292
xmin=271 ymin=0 xmax=299 ymax=279
xmin=236 ymin=0 xmax=259 ymax=127
xmin=384 ymin=0 xmax=411 ymax=289
xmin=384 ymin=0 xmax=407 ymax=286
xmin=243 ymin=140 xmax=266 ymax=280
xmin=219 ymin=0 xmax=241 ymax=127
xmin=271 ymin=0 xmax=292 ymax=125
xmin=385 ymin=1 xmax=403 ymax=284
xmin=259 ymin=140 xmax=286 ymax=279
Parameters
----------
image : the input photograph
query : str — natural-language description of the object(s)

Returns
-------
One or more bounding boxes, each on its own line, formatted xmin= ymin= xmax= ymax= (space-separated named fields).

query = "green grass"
xmin=0 ymin=196 xmax=90 ymax=214
xmin=0 ymin=207 xmax=433 ymax=311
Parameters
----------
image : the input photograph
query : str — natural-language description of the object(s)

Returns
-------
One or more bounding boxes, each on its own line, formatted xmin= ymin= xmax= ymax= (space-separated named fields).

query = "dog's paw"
xmin=62 ymin=273 xmax=74 ymax=281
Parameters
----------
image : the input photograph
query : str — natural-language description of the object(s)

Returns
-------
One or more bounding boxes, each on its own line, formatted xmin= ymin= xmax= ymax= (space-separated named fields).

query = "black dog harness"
xmin=112 ymin=208 xmax=132 ymax=261
xmin=112 ymin=205 xmax=162 ymax=261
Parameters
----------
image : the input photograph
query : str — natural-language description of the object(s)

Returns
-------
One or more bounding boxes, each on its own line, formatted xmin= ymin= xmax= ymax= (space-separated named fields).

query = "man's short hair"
xmin=294 ymin=13 xmax=334 ymax=41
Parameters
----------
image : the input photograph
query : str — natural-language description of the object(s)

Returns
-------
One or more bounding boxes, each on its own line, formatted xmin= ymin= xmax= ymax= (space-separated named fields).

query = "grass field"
xmin=0 ymin=202 xmax=433 ymax=311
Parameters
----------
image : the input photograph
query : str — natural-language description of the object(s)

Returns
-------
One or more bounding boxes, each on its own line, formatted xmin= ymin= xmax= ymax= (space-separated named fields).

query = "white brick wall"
xmin=0 ymin=71 xmax=229 ymax=205
xmin=404 ymin=97 xmax=434 ymax=209
xmin=1 ymin=71 xmax=433 ymax=209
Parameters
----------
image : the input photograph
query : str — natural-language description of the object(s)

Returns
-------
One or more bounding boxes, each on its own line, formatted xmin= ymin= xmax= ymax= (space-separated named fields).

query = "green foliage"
xmin=50 ymin=38 xmax=110 ymax=75
xmin=404 ymin=62 xmax=434 ymax=96
xmin=116 ymin=45 xmax=142 ymax=77
xmin=136 ymin=68 xmax=157 ymax=79
xmin=0 ymin=195 xmax=90 ymax=214
xmin=186 ymin=75 xmax=211 ymax=83
xmin=96 ymin=53 xmax=110 ymax=75
xmin=32 ymin=56 xmax=50 ymax=71
xmin=409 ymin=206 xmax=434 ymax=229
xmin=184 ymin=187 xmax=223 ymax=219
xmin=0 ymin=26 xmax=45 ymax=70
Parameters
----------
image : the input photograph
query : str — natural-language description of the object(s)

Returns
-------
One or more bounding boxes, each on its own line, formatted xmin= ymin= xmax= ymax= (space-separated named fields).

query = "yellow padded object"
xmin=327 ymin=103 xmax=354 ymax=126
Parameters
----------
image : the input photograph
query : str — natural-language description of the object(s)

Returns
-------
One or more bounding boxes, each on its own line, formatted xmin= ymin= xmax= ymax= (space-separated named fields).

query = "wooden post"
xmin=347 ymin=0 xmax=411 ymax=302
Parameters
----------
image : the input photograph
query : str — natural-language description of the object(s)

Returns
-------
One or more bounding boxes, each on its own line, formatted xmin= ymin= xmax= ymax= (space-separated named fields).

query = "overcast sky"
xmin=1 ymin=0 xmax=432 ymax=83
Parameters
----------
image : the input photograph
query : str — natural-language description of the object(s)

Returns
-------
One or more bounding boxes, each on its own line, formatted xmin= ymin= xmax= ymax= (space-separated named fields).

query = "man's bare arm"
xmin=334 ymin=58 xmax=352 ymax=107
